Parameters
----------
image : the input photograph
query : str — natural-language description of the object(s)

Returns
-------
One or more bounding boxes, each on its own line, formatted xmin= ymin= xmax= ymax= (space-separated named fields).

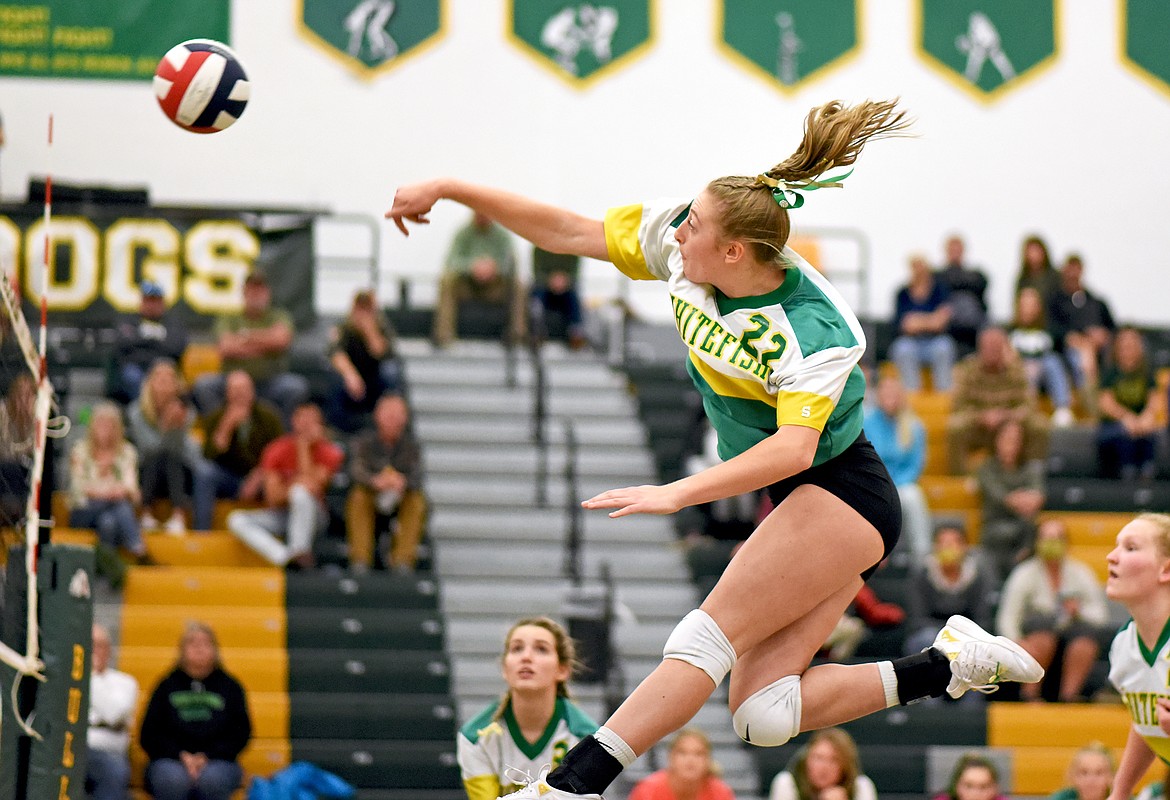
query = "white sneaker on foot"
xmin=164 ymin=512 xmax=187 ymax=536
xmin=932 ymin=614 xmax=1044 ymax=699
xmin=1052 ymin=407 xmax=1076 ymax=427
xmin=498 ymin=769 xmax=603 ymax=800
xmin=140 ymin=513 xmax=159 ymax=530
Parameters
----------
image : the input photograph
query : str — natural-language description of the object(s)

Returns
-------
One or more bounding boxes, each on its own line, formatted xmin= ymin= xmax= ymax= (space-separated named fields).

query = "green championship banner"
xmin=717 ymin=1 xmax=859 ymax=93
xmin=916 ymin=0 xmax=1058 ymax=100
xmin=1122 ymin=0 xmax=1170 ymax=98
xmin=0 ymin=0 xmax=230 ymax=80
xmin=297 ymin=0 xmax=446 ymax=79
xmin=507 ymin=0 xmax=654 ymax=87
xmin=0 ymin=203 xmax=317 ymax=331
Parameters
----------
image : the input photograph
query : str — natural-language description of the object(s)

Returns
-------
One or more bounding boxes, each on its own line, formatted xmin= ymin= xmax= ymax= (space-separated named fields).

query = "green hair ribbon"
xmin=755 ymin=168 xmax=854 ymax=210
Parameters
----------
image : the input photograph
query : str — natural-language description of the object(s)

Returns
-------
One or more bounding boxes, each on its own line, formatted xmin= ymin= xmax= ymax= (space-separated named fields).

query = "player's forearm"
xmin=1112 ymin=727 xmax=1155 ymax=799
xmin=669 ymin=426 xmax=816 ymax=507
xmin=439 ymin=179 xmax=608 ymax=261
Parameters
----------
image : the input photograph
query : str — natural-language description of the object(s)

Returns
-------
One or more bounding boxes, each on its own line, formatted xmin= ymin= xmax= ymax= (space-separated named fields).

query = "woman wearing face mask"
xmin=996 ymin=518 xmax=1110 ymax=702
xmin=629 ymin=728 xmax=735 ymax=800
xmin=458 ymin=618 xmax=598 ymax=800
xmin=903 ymin=522 xmax=997 ymax=662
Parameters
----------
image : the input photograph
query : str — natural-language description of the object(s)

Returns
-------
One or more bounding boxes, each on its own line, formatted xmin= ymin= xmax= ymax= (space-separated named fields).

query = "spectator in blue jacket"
xmin=888 ymin=254 xmax=957 ymax=391
xmin=865 ymin=373 xmax=931 ymax=563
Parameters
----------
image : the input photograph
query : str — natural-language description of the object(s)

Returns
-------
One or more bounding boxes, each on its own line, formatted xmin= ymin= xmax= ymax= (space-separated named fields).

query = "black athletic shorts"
xmin=765 ymin=430 xmax=901 ymax=580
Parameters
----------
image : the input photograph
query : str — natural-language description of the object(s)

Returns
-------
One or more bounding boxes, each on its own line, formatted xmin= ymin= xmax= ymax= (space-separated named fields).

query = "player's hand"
xmin=582 ymin=484 xmax=685 ymax=518
xmin=386 ymin=181 xmax=442 ymax=236
xmin=1156 ymin=697 xmax=1170 ymax=734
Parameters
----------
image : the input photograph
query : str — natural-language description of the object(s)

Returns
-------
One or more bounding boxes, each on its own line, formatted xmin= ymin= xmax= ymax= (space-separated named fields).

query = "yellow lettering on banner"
xmin=52 ymin=26 xmax=113 ymax=49
xmin=61 ymin=730 xmax=74 ymax=768
xmin=0 ymin=25 xmax=48 ymax=47
xmin=184 ymin=221 xmax=259 ymax=315
xmin=104 ymin=218 xmax=181 ymax=312
xmin=57 ymin=775 xmax=70 ymax=800
xmin=66 ymin=687 xmax=81 ymax=724
xmin=22 ymin=217 xmax=101 ymax=311
xmin=71 ymin=643 xmax=84 ymax=680
xmin=0 ymin=6 xmax=51 ymax=25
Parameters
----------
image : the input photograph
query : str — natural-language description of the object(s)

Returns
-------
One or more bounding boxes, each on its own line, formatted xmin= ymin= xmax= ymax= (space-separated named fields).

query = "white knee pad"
xmin=732 ymin=675 xmax=802 ymax=747
xmin=662 ymin=609 xmax=737 ymax=687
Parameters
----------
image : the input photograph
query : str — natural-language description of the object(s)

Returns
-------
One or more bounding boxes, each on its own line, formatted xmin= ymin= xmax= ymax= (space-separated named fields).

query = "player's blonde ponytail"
xmin=706 ymin=99 xmax=911 ymax=267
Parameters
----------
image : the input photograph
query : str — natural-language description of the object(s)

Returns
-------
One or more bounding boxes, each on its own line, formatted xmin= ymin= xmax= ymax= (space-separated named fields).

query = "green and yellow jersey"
xmin=457 ymin=697 xmax=598 ymax=800
xmin=605 ymin=199 xmax=867 ymax=466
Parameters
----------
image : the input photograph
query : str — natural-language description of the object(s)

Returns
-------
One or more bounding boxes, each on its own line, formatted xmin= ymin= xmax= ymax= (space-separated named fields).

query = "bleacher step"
xmin=432 ymin=540 xmax=687 ymax=581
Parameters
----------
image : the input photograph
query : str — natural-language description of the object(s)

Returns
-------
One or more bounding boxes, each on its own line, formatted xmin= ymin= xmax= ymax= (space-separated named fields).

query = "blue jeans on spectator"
xmin=193 ymin=372 xmax=309 ymax=426
xmin=86 ymin=748 xmax=131 ymax=800
xmin=1098 ymin=421 xmax=1156 ymax=479
xmin=119 ymin=363 xmax=148 ymax=403
xmin=70 ymin=500 xmax=144 ymax=553
xmin=192 ymin=459 xmax=245 ymax=531
xmin=146 ymin=758 xmax=242 ymax=800
xmin=889 ymin=334 xmax=956 ymax=390
xmin=1023 ymin=352 xmax=1073 ymax=409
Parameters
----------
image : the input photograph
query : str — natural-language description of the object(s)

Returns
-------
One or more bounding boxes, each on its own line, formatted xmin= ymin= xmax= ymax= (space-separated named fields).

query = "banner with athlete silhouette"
xmin=916 ymin=0 xmax=1057 ymax=101
xmin=297 ymin=0 xmax=445 ymax=79
xmin=717 ymin=1 xmax=859 ymax=94
xmin=507 ymin=0 xmax=653 ymax=88
xmin=1121 ymin=0 xmax=1170 ymax=99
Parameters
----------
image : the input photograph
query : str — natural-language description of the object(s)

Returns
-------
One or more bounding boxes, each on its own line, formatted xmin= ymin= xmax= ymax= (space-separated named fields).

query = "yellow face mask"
xmin=1036 ymin=539 xmax=1066 ymax=561
xmin=935 ymin=546 xmax=964 ymax=566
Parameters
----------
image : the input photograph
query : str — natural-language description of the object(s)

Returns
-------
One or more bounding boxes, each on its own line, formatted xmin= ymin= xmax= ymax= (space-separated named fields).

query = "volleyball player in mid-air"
xmin=388 ymin=98 xmax=1043 ymax=800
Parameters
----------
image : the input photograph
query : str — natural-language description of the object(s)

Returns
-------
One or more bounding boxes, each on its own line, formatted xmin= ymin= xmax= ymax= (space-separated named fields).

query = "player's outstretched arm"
xmin=1108 ymin=726 xmax=1155 ymax=800
xmin=387 ymin=178 xmax=608 ymax=261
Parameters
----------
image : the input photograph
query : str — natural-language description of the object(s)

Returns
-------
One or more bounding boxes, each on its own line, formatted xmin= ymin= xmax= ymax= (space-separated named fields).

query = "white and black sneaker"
xmin=932 ymin=614 xmax=1044 ymax=699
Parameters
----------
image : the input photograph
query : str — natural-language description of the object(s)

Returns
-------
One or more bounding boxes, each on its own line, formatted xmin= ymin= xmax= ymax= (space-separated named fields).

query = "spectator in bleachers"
xmin=86 ymin=623 xmax=138 ymax=800
xmin=345 ymin=393 xmax=427 ymax=573
xmin=904 ymin=521 xmax=996 ymax=658
xmin=628 ymin=728 xmax=735 ymax=800
xmin=68 ymin=401 xmax=151 ymax=585
xmin=326 ymin=289 xmax=402 ymax=434
xmin=433 ymin=210 xmax=525 ymax=348
xmin=997 ymin=518 xmax=1109 ymax=702
xmin=1049 ymin=255 xmax=1115 ymax=420
xmin=1097 ymin=327 xmax=1162 ymax=481
xmin=193 ymin=370 xmax=284 ymax=530
xmin=530 ymin=246 xmax=587 ymax=350
xmin=1048 ymin=743 xmax=1114 ymax=800
xmin=864 ymin=373 xmax=932 ymax=563
xmin=947 ymin=326 xmax=1050 ymax=475
xmin=936 ymin=234 xmax=989 ymax=355
xmin=768 ymin=728 xmax=877 ymax=800
xmin=1015 ymin=235 xmax=1061 ymax=307
xmin=934 ymin=753 xmax=1006 ymax=800
xmin=227 ymin=401 xmax=342 ymax=570
xmin=192 ymin=271 xmax=309 ymax=424
xmin=127 ymin=359 xmax=199 ymax=534
xmin=111 ymin=280 xmax=189 ymax=404
xmin=140 ymin=621 xmax=251 ymax=800
xmin=976 ymin=419 xmax=1047 ymax=583
xmin=889 ymin=253 xmax=956 ymax=391
xmin=1009 ymin=287 xmax=1076 ymax=427
xmin=457 ymin=617 xmax=598 ymax=800
xmin=826 ymin=581 xmax=906 ymax=660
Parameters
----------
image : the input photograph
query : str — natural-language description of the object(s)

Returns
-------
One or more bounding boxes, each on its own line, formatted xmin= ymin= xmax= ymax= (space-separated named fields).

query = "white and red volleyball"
xmin=153 ymin=39 xmax=250 ymax=134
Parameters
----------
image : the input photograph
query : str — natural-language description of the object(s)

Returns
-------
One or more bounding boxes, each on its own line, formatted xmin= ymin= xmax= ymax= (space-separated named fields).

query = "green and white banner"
xmin=718 ymin=0 xmax=859 ymax=93
xmin=508 ymin=0 xmax=654 ymax=87
xmin=0 ymin=0 xmax=230 ymax=81
xmin=297 ymin=0 xmax=445 ymax=79
xmin=1122 ymin=0 xmax=1170 ymax=98
xmin=917 ymin=0 xmax=1058 ymax=100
